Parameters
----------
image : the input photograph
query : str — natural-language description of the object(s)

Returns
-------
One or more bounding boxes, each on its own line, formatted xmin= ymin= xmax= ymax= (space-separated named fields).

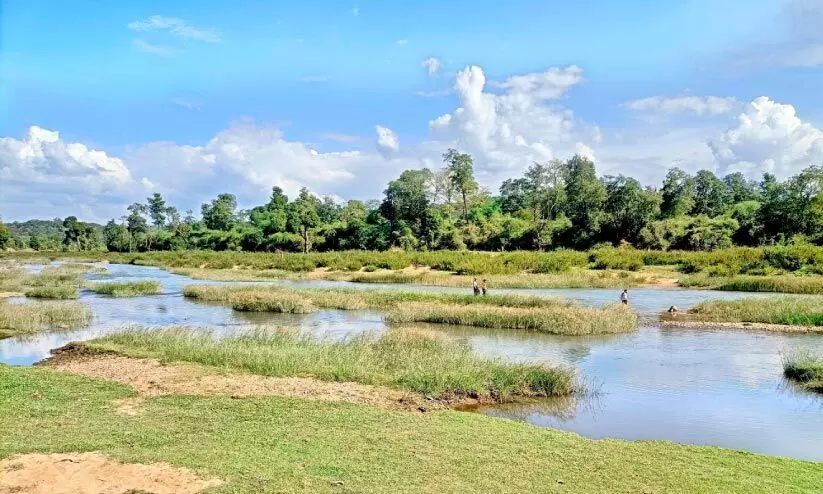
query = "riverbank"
xmin=2 ymin=360 xmax=821 ymax=493
xmin=664 ymin=297 xmax=823 ymax=330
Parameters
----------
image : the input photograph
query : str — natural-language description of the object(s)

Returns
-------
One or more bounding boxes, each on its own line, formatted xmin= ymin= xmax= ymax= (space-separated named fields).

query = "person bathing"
xmin=620 ymin=289 xmax=629 ymax=305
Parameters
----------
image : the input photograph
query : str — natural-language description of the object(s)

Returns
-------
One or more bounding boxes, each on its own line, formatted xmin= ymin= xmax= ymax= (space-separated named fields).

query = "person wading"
xmin=481 ymin=279 xmax=488 ymax=296
xmin=620 ymin=289 xmax=629 ymax=305
xmin=472 ymin=278 xmax=480 ymax=296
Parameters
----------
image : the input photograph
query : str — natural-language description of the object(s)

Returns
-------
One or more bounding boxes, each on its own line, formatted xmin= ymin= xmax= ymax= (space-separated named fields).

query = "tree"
xmin=660 ymin=168 xmax=695 ymax=218
xmin=602 ymin=175 xmax=661 ymax=244
xmin=691 ymin=170 xmax=729 ymax=217
xmin=201 ymin=193 xmax=238 ymax=231
xmin=563 ymin=154 xmax=606 ymax=247
xmin=499 ymin=178 xmax=530 ymax=214
xmin=103 ymin=220 xmax=132 ymax=252
xmin=0 ymin=219 xmax=11 ymax=249
xmin=147 ymin=193 xmax=167 ymax=227
xmin=525 ymin=159 xmax=567 ymax=221
xmin=723 ymin=172 xmax=759 ymax=203
xmin=62 ymin=216 xmax=82 ymax=250
xmin=380 ymin=169 xmax=434 ymax=246
xmin=125 ymin=203 xmax=149 ymax=235
xmin=288 ymin=188 xmax=321 ymax=253
xmin=443 ymin=148 xmax=478 ymax=221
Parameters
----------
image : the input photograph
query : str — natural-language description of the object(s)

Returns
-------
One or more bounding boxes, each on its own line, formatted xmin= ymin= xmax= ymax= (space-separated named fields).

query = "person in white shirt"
xmin=620 ymin=289 xmax=628 ymax=305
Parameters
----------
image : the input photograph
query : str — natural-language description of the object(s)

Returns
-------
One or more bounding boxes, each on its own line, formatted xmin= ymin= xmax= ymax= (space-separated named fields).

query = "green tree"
xmin=660 ymin=168 xmax=695 ymax=218
xmin=380 ymin=169 xmax=434 ymax=246
xmin=201 ymin=193 xmax=238 ymax=231
xmin=147 ymin=192 xmax=167 ymax=227
xmin=691 ymin=170 xmax=729 ymax=217
xmin=0 ymin=219 xmax=11 ymax=249
xmin=103 ymin=220 xmax=132 ymax=252
xmin=602 ymin=175 xmax=661 ymax=244
xmin=723 ymin=172 xmax=759 ymax=203
xmin=288 ymin=188 xmax=321 ymax=253
xmin=563 ymin=155 xmax=606 ymax=247
xmin=443 ymin=148 xmax=478 ymax=221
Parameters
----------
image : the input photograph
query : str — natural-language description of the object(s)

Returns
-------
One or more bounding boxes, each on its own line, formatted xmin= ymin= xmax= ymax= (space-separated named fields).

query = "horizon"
xmin=2 ymin=0 xmax=823 ymax=223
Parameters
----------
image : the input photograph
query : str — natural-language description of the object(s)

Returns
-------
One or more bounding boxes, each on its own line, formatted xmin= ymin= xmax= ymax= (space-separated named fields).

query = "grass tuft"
xmin=678 ymin=297 xmax=823 ymax=327
xmin=23 ymin=285 xmax=80 ymax=299
xmin=0 ymin=300 xmax=92 ymax=337
xmin=783 ymin=351 xmax=823 ymax=392
xmin=86 ymin=280 xmax=162 ymax=297
xmin=87 ymin=326 xmax=578 ymax=401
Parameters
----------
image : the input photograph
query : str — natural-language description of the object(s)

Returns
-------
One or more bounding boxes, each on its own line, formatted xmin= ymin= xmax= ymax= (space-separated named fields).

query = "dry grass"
xmin=0 ymin=300 xmax=92 ymax=337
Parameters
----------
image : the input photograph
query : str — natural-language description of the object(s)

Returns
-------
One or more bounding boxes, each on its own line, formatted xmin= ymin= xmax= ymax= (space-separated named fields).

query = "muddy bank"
xmin=41 ymin=344 xmax=454 ymax=412
xmin=660 ymin=319 xmax=823 ymax=333
xmin=0 ymin=452 xmax=221 ymax=494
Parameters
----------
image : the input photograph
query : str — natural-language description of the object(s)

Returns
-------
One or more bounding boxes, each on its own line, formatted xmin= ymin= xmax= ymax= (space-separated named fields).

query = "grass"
xmin=0 ymin=300 xmax=92 ymax=338
xmin=183 ymin=285 xmax=636 ymax=333
xmin=1 ymin=365 xmax=822 ymax=492
xmin=23 ymin=285 xmax=80 ymax=299
xmin=86 ymin=280 xmax=162 ymax=297
xmin=679 ymin=275 xmax=823 ymax=295
xmin=386 ymin=301 xmax=637 ymax=335
xmin=87 ymin=326 xmax=576 ymax=401
xmin=682 ymin=297 xmax=823 ymax=327
xmin=783 ymin=351 xmax=823 ymax=393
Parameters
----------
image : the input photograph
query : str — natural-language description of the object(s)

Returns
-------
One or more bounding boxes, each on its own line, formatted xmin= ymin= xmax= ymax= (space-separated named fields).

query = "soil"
xmin=660 ymin=319 xmax=823 ymax=333
xmin=44 ymin=349 xmax=445 ymax=412
xmin=0 ymin=452 xmax=221 ymax=494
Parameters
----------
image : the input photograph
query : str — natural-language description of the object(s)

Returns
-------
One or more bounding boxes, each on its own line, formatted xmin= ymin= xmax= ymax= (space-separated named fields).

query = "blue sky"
xmin=2 ymin=0 xmax=823 ymax=221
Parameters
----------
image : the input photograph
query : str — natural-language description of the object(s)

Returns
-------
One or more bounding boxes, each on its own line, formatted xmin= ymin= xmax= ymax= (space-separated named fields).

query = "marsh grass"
xmin=86 ymin=280 xmax=162 ymax=297
xmin=387 ymin=301 xmax=637 ymax=335
xmin=685 ymin=297 xmax=823 ymax=326
xmin=23 ymin=285 xmax=80 ymax=299
xmin=88 ymin=326 xmax=577 ymax=401
xmin=0 ymin=300 xmax=92 ymax=337
xmin=783 ymin=351 xmax=823 ymax=392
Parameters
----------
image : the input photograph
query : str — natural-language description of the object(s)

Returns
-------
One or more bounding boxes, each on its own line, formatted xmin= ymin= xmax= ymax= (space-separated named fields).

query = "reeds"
xmin=783 ymin=351 xmax=823 ymax=392
xmin=88 ymin=326 xmax=578 ymax=401
xmin=684 ymin=297 xmax=823 ymax=326
xmin=386 ymin=301 xmax=637 ymax=335
xmin=86 ymin=280 xmax=162 ymax=297
xmin=23 ymin=285 xmax=80 ymax=299
xmin=0 ymin=300 xmax=92 ymax=337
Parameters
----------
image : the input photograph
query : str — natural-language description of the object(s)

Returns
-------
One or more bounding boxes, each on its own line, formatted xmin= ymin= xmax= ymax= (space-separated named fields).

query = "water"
xmin=2 ymin=262 xmax=822 ymax=461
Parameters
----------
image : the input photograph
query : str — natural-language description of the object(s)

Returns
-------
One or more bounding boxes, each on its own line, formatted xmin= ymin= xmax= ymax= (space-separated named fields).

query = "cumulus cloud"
xmin=128 ymin=15 xmax=221 ymax=43
xmin=709 ymin=96 xmax=823 ymax=177
xmin=422 ymin=57 xmax=442 ymax=76
xmin=375 ymin=125 xmax=400 ymax=156
xmin=625 ymin=96 xmax=741 ymax=116
xmin=427 ymin=65 xmax=583 ymax=181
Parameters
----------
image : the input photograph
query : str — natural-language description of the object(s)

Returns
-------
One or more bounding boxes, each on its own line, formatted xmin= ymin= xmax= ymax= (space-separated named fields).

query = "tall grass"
xmin=685 ymin=297 xmax=823 ymax=326
xmin=386 ymin=302 xmax=637 ymax=335
xmin=0 ymin=300 xmax=92 ymax=337
xmin=783 ymin=351 xmax=823 ymax=392
xmin=88 ymin=326 xmax=578 ymax=401
xmin=23 ymin=285 xmax=80 ymax=299
xmin=86 ymin=280 xmax=161 ymax=297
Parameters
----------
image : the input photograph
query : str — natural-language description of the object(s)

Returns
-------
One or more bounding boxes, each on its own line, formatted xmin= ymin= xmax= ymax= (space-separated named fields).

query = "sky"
xmin=1 ymin=0 xmax=823 ymax=222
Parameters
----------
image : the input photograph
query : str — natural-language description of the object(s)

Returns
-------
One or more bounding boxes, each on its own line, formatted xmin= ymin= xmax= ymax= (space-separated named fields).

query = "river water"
xmin=2 ymin=262 xmax=822 ymax=461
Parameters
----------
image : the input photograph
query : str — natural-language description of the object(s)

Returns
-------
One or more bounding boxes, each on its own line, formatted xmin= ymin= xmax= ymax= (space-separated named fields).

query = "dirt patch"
xmin=0 ymin=452 xmax=221 ymax=494
xmin=660 ymin=319 xmax=823 ymax=333
xmin=112 ymin=397 xmax=145 ymax=416
xmin=642 ymin=277 xmax=680 ymax=288
xmin=0 ymin=292 xmax=24 ymax=299
xmin=45 ymin=351 xmax=443 ymax=412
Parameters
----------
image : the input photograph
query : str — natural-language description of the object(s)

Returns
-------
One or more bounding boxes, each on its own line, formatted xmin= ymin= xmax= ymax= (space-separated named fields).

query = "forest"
xmin=1 ymin=149 xmax=822 ymax=254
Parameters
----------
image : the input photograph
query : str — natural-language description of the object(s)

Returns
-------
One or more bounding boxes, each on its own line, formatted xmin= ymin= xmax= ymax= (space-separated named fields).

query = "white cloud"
xmin=128 ymin=15 xmax=221 ymax=43
xmin=375 ymin=125 xmax=400 ymax=156
xmin=415 ymin=89 xmax=451 ymax=98
xmin=421 ymin=57 xmax=441 ymax=76
xmin=395 ymin=39 xmax=409 ymax=46
xmin=624 ymin=96 xmax=741 ymax=116
xmin=319 ymin=133 xmax=362 ymax=143
xmin=171 ymin=97 xmax=202 ymax=110
xmin=709 ymin=96 xmax=823 ymax=177
xmin=132 ymin=38 xmax=177 ymax=57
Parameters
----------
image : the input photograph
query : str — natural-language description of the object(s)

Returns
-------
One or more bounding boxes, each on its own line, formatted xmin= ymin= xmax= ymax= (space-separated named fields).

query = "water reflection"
xmin=2 ymin=262 xmax=823 ymax=460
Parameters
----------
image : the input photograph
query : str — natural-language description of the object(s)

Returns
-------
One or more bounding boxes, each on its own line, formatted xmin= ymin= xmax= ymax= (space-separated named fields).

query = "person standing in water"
xmin=481 ymin=279 xmax=488 ymax=296
xmin=472 ymin=278 xmax=480 ymax=296
xmin=620 ymin=289 xmax=629 ymax=305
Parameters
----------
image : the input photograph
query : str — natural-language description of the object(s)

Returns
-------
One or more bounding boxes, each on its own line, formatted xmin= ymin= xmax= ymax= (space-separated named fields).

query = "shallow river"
xmin=2 ymin=263 xmax=822 ymax=461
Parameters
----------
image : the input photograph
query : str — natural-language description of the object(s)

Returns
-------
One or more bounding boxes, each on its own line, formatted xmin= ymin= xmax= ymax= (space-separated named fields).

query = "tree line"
xmin=2 ymin=148 xmax=823 ymax=253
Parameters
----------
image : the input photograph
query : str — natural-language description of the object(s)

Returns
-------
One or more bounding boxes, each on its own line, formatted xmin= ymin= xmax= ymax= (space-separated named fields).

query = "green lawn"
xmin=1 ymin=364 xmax=821 ymax=493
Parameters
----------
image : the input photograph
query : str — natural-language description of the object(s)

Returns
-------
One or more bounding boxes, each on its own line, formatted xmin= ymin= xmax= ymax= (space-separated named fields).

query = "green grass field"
xmin=1 ymin=363 xmax=821 ymax=493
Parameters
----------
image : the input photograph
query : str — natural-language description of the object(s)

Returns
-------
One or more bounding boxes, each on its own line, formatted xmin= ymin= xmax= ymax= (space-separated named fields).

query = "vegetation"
xmin=0 ymin=300 xmax=92 ymax=338
xmin=88 ymin=327 xmax=575 ymax=400
xmin=2 ymin=364 xmax=822 ymax=492
xmin=386 ymin=302 xmax=636 ymax=335
xmin=783 ymin=351 xmax=823 ymax=392
xmin=87 ymin=281 xmax=161 ymax=297
xmin=23 ymin=285 xmax=80 ymax=299
xmin=680 ymin=297 xmax=823 ymax=327
xmin=183 ymin=285 xmax=636 ymax=333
